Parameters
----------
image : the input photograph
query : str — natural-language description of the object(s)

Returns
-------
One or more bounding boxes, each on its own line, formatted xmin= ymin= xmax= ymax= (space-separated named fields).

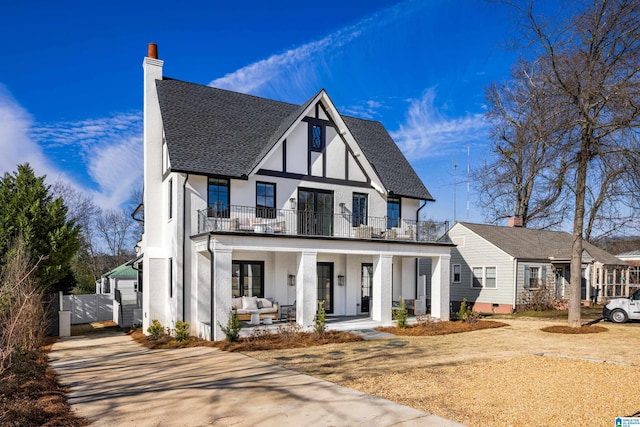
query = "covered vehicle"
xmin=603 ymin=288 xmax=640 ymax=323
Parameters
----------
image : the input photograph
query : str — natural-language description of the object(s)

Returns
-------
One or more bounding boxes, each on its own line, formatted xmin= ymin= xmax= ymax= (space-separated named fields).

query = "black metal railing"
xmin=197 ymin=205 xmax=448 ymax=243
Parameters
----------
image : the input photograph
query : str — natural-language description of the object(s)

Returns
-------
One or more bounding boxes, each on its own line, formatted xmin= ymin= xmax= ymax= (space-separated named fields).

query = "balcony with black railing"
xmin=197 ymin=205 xmax=449 ymax=243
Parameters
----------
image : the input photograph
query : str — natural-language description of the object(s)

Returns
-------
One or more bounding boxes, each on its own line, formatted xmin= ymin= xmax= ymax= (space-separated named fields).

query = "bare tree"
xmin=51 ymin=181 xmax=102 ymax=292
xmin=477 ymin=59 xmax=570 ymax=228
xmin=519 ymin=0 xmax=640 ymax=326
xmin=95 ymin=209 xmax=137 ymax=265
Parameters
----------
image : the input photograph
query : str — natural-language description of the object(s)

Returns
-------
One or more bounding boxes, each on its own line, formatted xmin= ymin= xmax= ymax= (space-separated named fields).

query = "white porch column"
xmin=431 ymin=254 xmax=451 ymax=321
xmin=296 ymin=251 xmax=317 ymax=327
xmin=196 ymin=251 xmax=211 ymax=339
xmin=212 ymin=248 xmax=232 ymax=341
xmin=372 ymin=254 xmax=392 ymax=323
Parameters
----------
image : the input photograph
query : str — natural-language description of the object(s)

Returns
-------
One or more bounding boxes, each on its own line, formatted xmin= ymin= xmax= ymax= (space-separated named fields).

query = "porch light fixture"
xmin=338 ymin=275 xmax=345 ymax=286
xmin=289 ymin=198 xmax=296 ymax=209
xmin=339 ymin=202 xmax=346 ymax=214
xmin=288 ymin=274 xmax=296 ymax=286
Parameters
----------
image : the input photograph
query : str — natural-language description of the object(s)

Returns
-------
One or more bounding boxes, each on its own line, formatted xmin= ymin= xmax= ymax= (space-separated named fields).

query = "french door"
xmin=361 ymin=263 xmax=373 ymax=313
xmin=298 ymin=188 xmax=333 ymax=236
xmin=317 ymin=262 xmax=334 ymax=314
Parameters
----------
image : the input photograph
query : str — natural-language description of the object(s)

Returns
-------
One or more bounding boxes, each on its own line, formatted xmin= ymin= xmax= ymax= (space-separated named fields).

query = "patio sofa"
xmin=231 ymin=296 xmax=279 ymax=321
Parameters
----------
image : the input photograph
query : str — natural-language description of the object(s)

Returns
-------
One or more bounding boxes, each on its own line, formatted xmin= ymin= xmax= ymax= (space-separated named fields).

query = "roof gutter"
xmin=182 ymin=173 xmax=189 ymax=322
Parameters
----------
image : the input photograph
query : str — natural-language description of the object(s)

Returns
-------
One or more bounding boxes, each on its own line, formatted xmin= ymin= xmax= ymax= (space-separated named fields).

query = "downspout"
xmin=207 ymin=234 xmax=214 ymax=341
xmin=415 ymin=200 xmax=427 ymax=298
xmin=181 ymin=173 xmax=189 ymax=322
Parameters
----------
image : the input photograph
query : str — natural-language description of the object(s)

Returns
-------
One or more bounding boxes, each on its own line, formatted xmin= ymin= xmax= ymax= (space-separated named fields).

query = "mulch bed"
xmin=128 ymin=328 xmax=363 ymax=352
xmin=376 ymin=320 xmax=509 ymax=336
xmin=0 ymin=339 xmax=88 ymax=427
xmin=541 ymin=325 xmax=608 ymax=334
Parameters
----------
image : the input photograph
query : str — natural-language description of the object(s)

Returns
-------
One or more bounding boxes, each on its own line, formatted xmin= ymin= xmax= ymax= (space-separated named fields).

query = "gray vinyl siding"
xmin=448 ymin=224 xmax=515 ymax=306
xmin=515 ymin=261 xmax=558 ymax=305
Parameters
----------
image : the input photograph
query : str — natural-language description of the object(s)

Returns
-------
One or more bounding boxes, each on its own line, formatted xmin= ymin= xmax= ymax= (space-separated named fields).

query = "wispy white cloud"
xmin=86 ymin=133 xmax=142 ymax=208
xmin=32 ymin=113 xmax=143 ymax=208
xmin=209 ymin=0 xmax=422 ymax=98
xmin=391 ymin=88 xmax=488 ymax=160
xmin=341 ymin=100 xmax=387 ymax=120
xmin=0 ymin=84 xmax=53 ymax=178
xmin=0 ymin=84 xmax=142 ymax=210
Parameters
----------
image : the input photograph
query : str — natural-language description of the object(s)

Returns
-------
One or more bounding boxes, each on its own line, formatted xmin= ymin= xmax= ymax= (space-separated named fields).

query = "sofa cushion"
xmin=259 ymin=298 xmax=273 ymax=308
xmin=242 ymin=296 xmax=258 ymax=310
xmin=231 ymin=298 xmax=243 ymax=310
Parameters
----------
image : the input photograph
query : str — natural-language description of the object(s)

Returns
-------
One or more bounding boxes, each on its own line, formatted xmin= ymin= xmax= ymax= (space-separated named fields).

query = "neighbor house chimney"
xmin=507 ymin=216 xmax=523 ymax=227
xmin=147 ymin=43 xmax=158 ymax=59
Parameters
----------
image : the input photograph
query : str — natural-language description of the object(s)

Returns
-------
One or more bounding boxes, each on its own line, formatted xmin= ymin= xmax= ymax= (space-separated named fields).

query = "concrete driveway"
xmin=50 ymin=331 xmax=463 ymax=426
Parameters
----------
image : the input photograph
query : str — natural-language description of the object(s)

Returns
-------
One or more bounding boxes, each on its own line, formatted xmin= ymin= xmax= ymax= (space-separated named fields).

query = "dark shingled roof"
xmin=156 ymin=78 xmax=433 ymax=201
xmin=457 ymin=222 xmax=626 ymax=265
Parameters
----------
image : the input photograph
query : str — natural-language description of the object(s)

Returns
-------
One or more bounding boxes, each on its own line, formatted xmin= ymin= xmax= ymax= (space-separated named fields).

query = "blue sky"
xmin=0 ymin=0 xmax=525 ymax=224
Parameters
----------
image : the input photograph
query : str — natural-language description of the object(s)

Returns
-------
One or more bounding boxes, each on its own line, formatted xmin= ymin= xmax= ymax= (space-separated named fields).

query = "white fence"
xmin=62 ymin=294 xmax=113 ymax=324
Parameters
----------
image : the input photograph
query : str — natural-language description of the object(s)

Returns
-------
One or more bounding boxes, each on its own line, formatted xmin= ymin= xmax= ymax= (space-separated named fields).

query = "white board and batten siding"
xmin=448 ymin=224 xmax=515 ymax=306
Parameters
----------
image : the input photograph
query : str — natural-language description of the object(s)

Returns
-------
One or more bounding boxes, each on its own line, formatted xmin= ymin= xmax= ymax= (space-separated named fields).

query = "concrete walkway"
xmin=50 ymin=331 xmax=464 ymax=427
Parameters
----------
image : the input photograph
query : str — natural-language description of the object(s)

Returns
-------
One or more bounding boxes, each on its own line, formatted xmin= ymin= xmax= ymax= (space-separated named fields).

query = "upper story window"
xmin=387 ymin=197 xmax=400 ymax=229
xmin=208 ymin=177 xmax=229 ymax=218
xmin=310 ymin=124 xmax=324 ymax=151
xmin=256 ymin=182 xmax=276 ymax=219
xmin=352 ymin=193 xmax=368 ymax=227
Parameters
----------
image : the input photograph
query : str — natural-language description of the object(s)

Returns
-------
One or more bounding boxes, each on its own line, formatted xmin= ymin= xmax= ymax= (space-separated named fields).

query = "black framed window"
xmin=208 ymin=178 xmax=229 ymax=218
xmin=352 ymin=193 xmax=368 ymax=227
xmin=310 ymin=124 xmax=324 ymax=151
xmin=387 ymin=197 xmax=400 ymax=229
xmin=232 ymin=261 xmax=264 ymax=298
xmin=256 ymin=182 xmax=276 ymax=218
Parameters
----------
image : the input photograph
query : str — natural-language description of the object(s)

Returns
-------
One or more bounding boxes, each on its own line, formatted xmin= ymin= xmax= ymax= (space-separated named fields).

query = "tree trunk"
xmin=568 ymin=135 xmax=590 ymax=327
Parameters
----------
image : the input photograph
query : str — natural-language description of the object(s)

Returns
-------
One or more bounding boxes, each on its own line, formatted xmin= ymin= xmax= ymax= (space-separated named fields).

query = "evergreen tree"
xmin=0 ymin=163 xmax=81 ymax=293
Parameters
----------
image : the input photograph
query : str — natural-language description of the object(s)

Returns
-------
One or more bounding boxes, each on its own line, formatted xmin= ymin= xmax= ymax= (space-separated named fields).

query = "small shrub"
xmin=394 ymin=297 xmax=409 ymax=329
xmin=247 ymin=326 xmax=272 ymax=343
xmin=314 ymin=300 xmax=327 ymax=337
xmin=275 ymin=321 xmax=301 ymax=342
xmin=517 ymin=283 xmax=556 ymax=311
xmin=218 ymin=310 xmax=242 ymax=342
xmin=174 ymin=321 xmax=190 ymax=342
xmin=147 ymin=320 xmax=165 ymax=340
xmin=458 ymin=299 xmax=481 ymax=324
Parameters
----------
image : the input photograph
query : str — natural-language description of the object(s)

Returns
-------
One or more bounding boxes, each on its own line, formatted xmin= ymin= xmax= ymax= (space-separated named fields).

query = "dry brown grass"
xmin=376 ymin=320 xmax=508 ymax=336
xmin=247 ymin=318 xmax=640 ymax=427
xmin=0 ymin=338 xmax=88 ymax=427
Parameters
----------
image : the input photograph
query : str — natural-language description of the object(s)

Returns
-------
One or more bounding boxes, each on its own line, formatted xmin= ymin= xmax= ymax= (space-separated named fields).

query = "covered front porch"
xmin=192 ymin=233 xmax=451 ymax=341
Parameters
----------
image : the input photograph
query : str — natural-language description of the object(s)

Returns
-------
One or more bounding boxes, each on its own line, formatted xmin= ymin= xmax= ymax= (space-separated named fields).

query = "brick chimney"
xmin=507 ymin=216 xmax=523 ymax=227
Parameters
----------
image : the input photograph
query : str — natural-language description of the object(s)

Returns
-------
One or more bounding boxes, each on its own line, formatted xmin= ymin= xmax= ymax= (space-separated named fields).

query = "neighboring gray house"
xmin=98 ymin=259 xmax=142 ymax=327
xmin=448 ymin=221 xmax=629 ymax=313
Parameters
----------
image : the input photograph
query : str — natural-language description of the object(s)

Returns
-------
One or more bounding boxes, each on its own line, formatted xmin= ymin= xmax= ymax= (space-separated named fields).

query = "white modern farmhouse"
xmin=140 ymin=44 xmax=453 ymax=340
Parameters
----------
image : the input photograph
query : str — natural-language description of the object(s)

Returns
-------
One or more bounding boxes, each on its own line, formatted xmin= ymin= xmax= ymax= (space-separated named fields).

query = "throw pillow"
xmin=242 ymin=296 xmax=258 ymax=310
xmin=257 ymin=300 xmax=263 ymax=309
xmin=260 ymin=298 xmax=273 ymax=308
